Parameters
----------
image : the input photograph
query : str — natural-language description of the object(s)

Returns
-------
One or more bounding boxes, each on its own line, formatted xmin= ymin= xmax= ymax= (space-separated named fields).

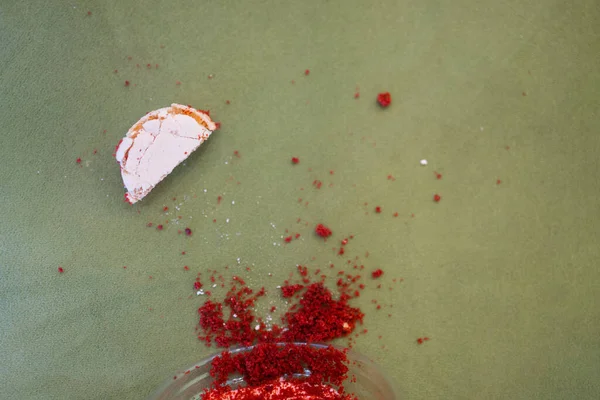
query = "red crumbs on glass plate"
xmin=58 ymin=267 xmax=64 ymax=273
xmin=433 ymin=194 xmax=441 ymax=202
xmin=377 ymin=92 xmax=391 ymax=107
xmin=202 ymin=343 xmax=354 ymax=400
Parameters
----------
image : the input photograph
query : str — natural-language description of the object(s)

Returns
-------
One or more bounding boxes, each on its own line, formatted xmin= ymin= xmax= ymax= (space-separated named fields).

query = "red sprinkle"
xmin=291 ymin=157 xmax=300 ymax=164
xmin=377 ymin=92 xmax=392 ymax=108
xmin=304 ymin=69 xmax=310 ymax=75
xmin=185 ymin=228 xmax=192 ymax=236
xmin=157 ymin=224 xmax=164 ymax=231
xmin=58 ymin=267 xmax=64 ymax=273
xmin=315 ymin=224 xmax=332 ymax=238
xmin=76 ymin=157 xmax=82 ymax=164
xmin=433 ymin=194 xmax=441 ymax=202
xmin=375 ymin=206 xmax=382 ymax=213
xmin=371 ymin=269 xmax=384 ymax=278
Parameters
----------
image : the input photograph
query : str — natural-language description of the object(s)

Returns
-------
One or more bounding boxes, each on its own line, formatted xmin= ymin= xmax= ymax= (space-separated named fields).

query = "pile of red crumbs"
xmin=194 ymin=263 xmax=367 ymax=399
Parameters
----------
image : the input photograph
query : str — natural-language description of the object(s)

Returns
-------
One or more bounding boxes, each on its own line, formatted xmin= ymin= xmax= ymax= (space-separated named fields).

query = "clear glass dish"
xmin=147 ymin=343 xmax=397 ymax=400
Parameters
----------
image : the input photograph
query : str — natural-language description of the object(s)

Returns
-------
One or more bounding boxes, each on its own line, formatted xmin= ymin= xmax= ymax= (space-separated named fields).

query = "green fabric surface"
xmin=1 ymin=1 xmax=599 ymax=399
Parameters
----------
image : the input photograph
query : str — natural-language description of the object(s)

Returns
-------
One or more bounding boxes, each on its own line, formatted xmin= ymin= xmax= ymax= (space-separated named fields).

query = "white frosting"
xmin=116 ymin=104 xmax=216 ymax=204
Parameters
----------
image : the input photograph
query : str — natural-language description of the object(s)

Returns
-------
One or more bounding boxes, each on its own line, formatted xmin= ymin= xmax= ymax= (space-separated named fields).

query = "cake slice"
xmin=115 ymin=103 xmax=216 ymax=204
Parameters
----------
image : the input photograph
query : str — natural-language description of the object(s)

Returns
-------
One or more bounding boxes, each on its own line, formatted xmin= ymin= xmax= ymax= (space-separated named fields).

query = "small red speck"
xmin=354 ymin=92 xmax=360 ymax=99
xmin=217 ymin=196 xmax=222 ymax=204
xmin=146 ymin=63 xmax=151 ymax=69
xmin=433 ymin=194 xmax=441 ymax=202
xmin=270 ymin=306 xmax=277 ymax=312
xmin=123 ymin=266 xmax=127 ymax=269
xmin=127 ymin=56 xmax=132 ymax=61
xmin=372 ymin=269 xmax=384 ymax=278
xmin=233 ymin=150 xmax=240 ymax=158
xmin=284 ymin=236 xmax=293 ymax=243
xmin=496 ymin=179 xmax=502 ymax=185
xmin=184 ymin=266 xmax=189 ymax=271
xmin=76 ymin=157 xmax=82 ymax=164
xmin=226 ymin=100 xmax=231 ymax=105
xmin=295 ymin=233 xmax=301 ymax=239
xmin=146 ymin=222 xmax=153 ymax=227
xmin=338 ymin=247 xmax=345 ymax=255
xmin=185 ymin=228 xmax=192 ymax=236
xmin=163 ymin=206 xmax=168 ymax=211
xmin=175 ymin=81 xmax=181 ymax=85
xmin=375 ymin=206 xmax=382 ymax=213
xmin=341 ymin=238 xmax=348 ymax=246
xmin=435 ymin=172 xmax=442 ymax=180
xmin=393 ymin=212 xmax=399 ymax=217
xmin=304 ymin=69 xmax=310 ymax=75
xmin=215 ymin=122 xmax=221 ymax=130
xmin=424 ymin=337 xmax=430 ymax=341
xmin=377 ymin=92 xmax=392 ymax=108
xmin=157 ymin=224 xmax=163 ymax=231
xmin=113 ymin=69 xmax=118 ymax=73
xmin=58 ymin=267 xmax=64 ymax=273
xmin=194 ymin=281 xmax=202 ymax=290
xmin=124 ymin=80 xmax=130 ymax=87
xmin=87 ymin=11 xmax=92 ymax=16
xmin=313 ymin=180 xmax=322 ymax=189
xmin=417 ymin=338 xmax=424 ymax=344
xmin=181 ymin=251 xmax=186 ymax=255
xmin=291 ymin=157 xmax=300 ymax=164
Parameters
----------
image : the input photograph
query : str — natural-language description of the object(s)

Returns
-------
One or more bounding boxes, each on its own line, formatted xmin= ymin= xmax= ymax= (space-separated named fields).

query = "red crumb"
xmin=185 ymin=228 xmax=192 ymax=236
xmin=58 ymin=267 xmax=64 ymax=273
xmin=354 ymin=92 xmax=360 ymax=99
xmin=281 ymin=284 xmax=304 ymax=298
xmin=433 ymin=194 xmax=441 ymax=202
xmin=215 ymin=122 xmax=221 ymax=130
xmin=184 ymin=266 xmax=190 ymax=271
xmin=313 ymin=180 xmax=322 ymax=189
xmin=217 ymin=196 xmax=222 ymax=204
xmin=497 ymin=179 xmax=502 ymax=185
xmin=375 ymin=206 xmax=382 ymax=213
xmin=315 ymin=224 xmax=332 ymax=238
xmin=124 ymin=80 xmax=130 ymax=87
xmin=291 ymin=157 xmax=300 ymax=164
xmin=76 ymin=158 xmax=82 ymax=164
xmin=371 ymin=269 xmax=383 ymax=278
xmin=284 ymin=236 xmax=293 ymax=243
xmin=157 ymin=224 xmax=164 ymax=231
xmin=163 ymin=206 xmax=169 ymax=211
xmin=377 ymin=92 xmax=392 ymax=108
xmin=304 ymin=69 xmax=310 ymax=75
xmin=435 ymin=172 xmax=442 ymax=180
